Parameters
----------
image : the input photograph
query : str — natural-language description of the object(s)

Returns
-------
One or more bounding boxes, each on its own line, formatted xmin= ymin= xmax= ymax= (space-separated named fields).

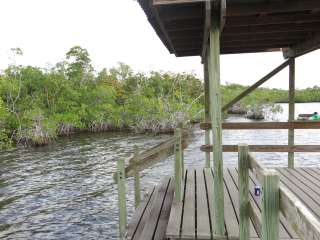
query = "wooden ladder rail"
xmin=238 ymin=144 xmax=320 ymax=240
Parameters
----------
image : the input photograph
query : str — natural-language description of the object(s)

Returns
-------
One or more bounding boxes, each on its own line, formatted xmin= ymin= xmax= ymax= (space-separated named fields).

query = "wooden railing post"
xmin=288 ymin=57 xmax=295 ymax=168
xmin=174 ymin=127 xmax=183 ymax=202
xmin=262 ymin=170 xmax=279 ymax=240
xmin=117 ymin=158 xmax=127 ymax=240
xmin=239 ymin=144 xmax=250 ymax=240
xmin=133 ymin=146 xmax=141 ymax=208
xmin=204 ymin=60 xmax=211 ymax=168
xmin=208 ymin=6 xmax=225 ymax=235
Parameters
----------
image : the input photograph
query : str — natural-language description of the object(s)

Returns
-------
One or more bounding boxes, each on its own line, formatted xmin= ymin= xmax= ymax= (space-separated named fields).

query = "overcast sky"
xmin=0 ymin=0 xmax=319 ymax=89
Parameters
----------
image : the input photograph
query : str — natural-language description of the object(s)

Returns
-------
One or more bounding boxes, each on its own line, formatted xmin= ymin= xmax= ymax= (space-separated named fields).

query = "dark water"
xmin=1 ymin=103 xmax=320 ymax=239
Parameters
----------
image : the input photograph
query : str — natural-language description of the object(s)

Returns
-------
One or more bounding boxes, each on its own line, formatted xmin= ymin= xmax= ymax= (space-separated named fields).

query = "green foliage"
xmin=0 ymin=46 xmax=319 ymax=147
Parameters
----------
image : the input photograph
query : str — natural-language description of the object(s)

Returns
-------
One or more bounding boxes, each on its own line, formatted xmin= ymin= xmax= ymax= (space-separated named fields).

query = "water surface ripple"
xmin=0 ymin=103 xmax=319 ymax=239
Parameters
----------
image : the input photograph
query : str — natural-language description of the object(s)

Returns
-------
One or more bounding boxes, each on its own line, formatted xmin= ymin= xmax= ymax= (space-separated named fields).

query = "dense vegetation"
xmin=0 ymin=47 xmax=203 ymax=148
xmin=0 ymin=46 xmax=319 ymax=149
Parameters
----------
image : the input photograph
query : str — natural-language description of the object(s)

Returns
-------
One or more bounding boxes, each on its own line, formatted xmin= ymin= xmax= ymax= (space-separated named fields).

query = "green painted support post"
xmin=262 ymin=170 xmax=280 ymax=240
xmin=239 ymin=144 xmax=249 ymax=240
xmin=288 ymin=58 xmax=295 ymax=168
xmin=133 ymin=146 xmax=141 ymax=208
xmin=174 ymin=127 xmax=183 ymax=202
xmin=208 ymin=8 xmax=225 ymax=236
xmin=177 ymin=122 xmax=184 ymax=179
xmin=117 ymin=158 xmax=127 ymax=240
xmin=204 ymin=61 xmax=211 ymax=168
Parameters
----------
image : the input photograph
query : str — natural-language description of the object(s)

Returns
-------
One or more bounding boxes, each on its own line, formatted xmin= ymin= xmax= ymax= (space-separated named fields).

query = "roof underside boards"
xmin=137 ymin=0 xmax=320 ymax=57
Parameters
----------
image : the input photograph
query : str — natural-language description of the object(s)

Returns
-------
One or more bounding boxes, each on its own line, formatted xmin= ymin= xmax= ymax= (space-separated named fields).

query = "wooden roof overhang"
xmin=137 ymin=0 xmax=320 ymax=58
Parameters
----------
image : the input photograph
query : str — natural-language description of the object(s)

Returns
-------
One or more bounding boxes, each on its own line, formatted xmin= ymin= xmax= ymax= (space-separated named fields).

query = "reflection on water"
xmin=0 ymin=103 xmax=320 ymax=239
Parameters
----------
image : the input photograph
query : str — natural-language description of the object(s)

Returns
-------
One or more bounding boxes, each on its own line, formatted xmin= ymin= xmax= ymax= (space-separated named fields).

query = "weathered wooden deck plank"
xmin=127 ymin=187 xmax=156 ymax=239
xmin=223 ymin=169 xmax=240 ymax=239
xmin=196 ymin=169 xmax=211 ymax=239
xmin=132 ymin=187 xmax=158 ymax=240
xmin=278 ymin=168 xmax=320 ymax=219
xmin=181 ymin=169 xmax=196 ymax=239
xmin=139 ymin=177 xmax=171 ymax=239
xmin=153 ymin=179 xmax=175 ymax=240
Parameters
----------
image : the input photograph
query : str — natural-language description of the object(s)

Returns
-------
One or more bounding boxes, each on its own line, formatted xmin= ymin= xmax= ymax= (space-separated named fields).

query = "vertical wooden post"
xmin=117 ymin=158 xmax=127 ymax=240
xmin=239 ymin=144 xmax=249 ymax=240
xmin=288 ymin=58 xmax=295 ymax=168
xmin=204 ymin=61 xmax=211 ymax=168
xmin=262 ymin=170 xmax=279 ymax=240
xmin=208 ymin=9 xmax=225 ymax=235
xmin=177 ymin=122 xmax=184 ymax=179
xmin=133 ymin=146 xmax=141 ymax=208
xmin=174 ymin=127 xmax=183 ymax=202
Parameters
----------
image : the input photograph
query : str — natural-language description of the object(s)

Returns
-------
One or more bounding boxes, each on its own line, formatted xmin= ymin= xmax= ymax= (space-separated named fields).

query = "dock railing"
xmin=114 ymin=124 xmax=188 ymax=239
xmin=238 ymin=144 xmax=320 ymax=240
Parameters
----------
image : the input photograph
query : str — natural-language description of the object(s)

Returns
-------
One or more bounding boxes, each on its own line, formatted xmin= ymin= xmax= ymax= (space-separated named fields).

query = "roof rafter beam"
xmin=283 ymin=32 xmax=320 ymax=58
xmin=153 ymin=0 xmax=205 ymax=5
xmin=228 ymin=0 xmax=320 ymax=16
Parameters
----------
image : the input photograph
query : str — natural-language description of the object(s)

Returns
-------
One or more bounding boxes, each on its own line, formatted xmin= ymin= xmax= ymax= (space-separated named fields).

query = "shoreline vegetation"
xmin=1 ymin=46 xmax=320 ymax=149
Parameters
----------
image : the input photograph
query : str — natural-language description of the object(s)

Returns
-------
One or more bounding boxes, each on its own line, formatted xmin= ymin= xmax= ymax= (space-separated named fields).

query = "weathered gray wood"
xmin=204 ymin=168 xmax=216 ymax=238
xmin=133 ymin=170 xmax=141 ymax=209
xmin=139 ymin=177 xmax=171 ymax=239
xmin=222 ymin=60 xmax=290 ymax=112
xmin=248 ymin=169 xmax=297 ymax=239
xmin=249 ymin=153 xmax=265 ymax=184
xmin=239 ymin=144 xmax=250 ymax=240
xmin=117 ymin=159 xmax=127 ymax=240
xmin=200 ymin=121 xmax=320 ymax=130
xmin=196 ymin=169 xmax=211 ymax=239
xmin=288 ymin=58 xmax=295 ymax=168
xmin=223 ymin=170 xmax=241 ymax=239
xmin=166 ymin=198 xmax=183 ymax=239
xmin=132 ymin=187 xmax=158 ymax=240
xmin=113 ymin=134 xmax=189 ymax=181
xmin=132 ymin=146 xmax=141 ymax=208
xmin=181 ymin=169 xmax=196 ymax=238
xmin=262 ymin=170 xmax=280 ymax=240
xmin=278 ymin=169 xmax=320 ymax=219
xmin=283 ymin=32 xmax=320 ymax=58
xmin=174 ymin=128 xmax=183 ymax=202
xmin=208 ymin=6 xmax=225 ymax=235
xmin=204 ymin=60 xmax=211 ymax=168
xmin=126 ymin=187 xmax=155 ymax=239
xmin=225 ymin=168 xmax=259 ymax=238
xmin=153 ymin=178 xmax=175 ymax=240
xmin=279 ymin=182 xmax=320 ymax=240
xmin=201 ymin=144 xmax=320 ymax=153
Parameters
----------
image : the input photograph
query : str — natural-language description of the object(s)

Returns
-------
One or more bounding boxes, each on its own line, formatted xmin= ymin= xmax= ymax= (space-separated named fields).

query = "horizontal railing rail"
xmin=114 ymin=125 xmax=188 ymax=239
xmin=200 ymin=121 xmax=320 ymax=130
xmin=238 ymin=144 xmax=320 ymax=240
xmin=201 ymin=144 xmax=320 ymax=152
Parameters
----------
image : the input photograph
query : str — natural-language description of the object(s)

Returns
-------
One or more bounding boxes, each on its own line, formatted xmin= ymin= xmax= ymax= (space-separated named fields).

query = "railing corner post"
xmin=239 ymin=144 xmax=250 ymax=240
xmin=117 ymin=158 xmax=127 ymax=240
xmin=133 ymin=145 xmax=141 ymax=208
xmin=262 ymin=170 xmax=280 ymax=240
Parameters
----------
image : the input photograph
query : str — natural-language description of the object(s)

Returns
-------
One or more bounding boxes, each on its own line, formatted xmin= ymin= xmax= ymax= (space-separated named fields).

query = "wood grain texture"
xmin=239 ymin=145 xmax=250 ymax=240
xmin=262 ymin=170 xmax=280 ymax=240
xmin=208 ymin=11 xmax=225 ymax=235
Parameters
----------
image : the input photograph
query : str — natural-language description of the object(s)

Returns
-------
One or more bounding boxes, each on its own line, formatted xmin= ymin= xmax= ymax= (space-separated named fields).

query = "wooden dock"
xmin=126 ymin=167 xmax=320 ymax=240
